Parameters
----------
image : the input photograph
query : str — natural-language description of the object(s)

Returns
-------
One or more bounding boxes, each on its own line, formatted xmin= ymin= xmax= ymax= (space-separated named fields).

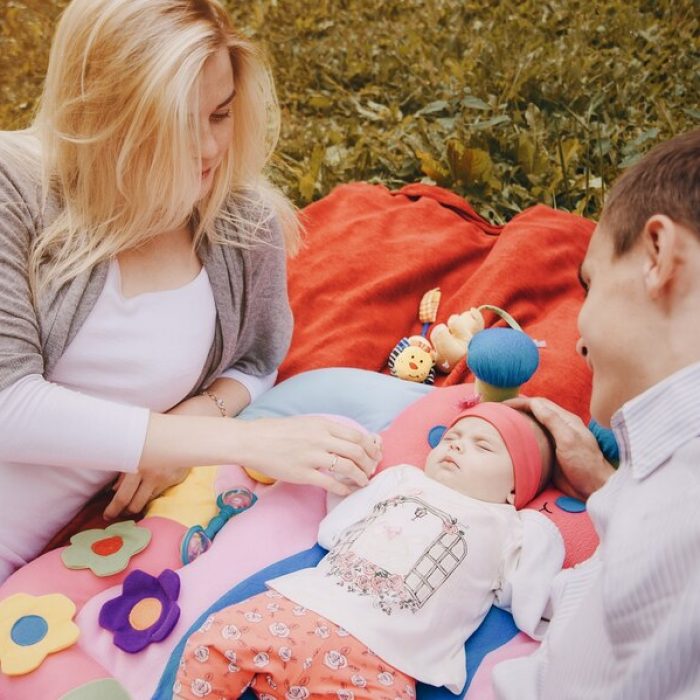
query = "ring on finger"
xmin=329 ymin=453 xmax=339 ymax=472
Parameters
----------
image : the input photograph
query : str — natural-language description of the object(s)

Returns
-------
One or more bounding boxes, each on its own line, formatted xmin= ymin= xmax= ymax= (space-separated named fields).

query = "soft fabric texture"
xmin=447 ymin=403 xmax=543 ymax=509
xmin=280 ymin=182 xmax=595 ymax=420
xmin=493 ymin=361 xmax=700 ymax=700
xmin=241 ymin=367 xmax=434 ymax=429
xmin=175 ymin=591 xmax=415 ymax=700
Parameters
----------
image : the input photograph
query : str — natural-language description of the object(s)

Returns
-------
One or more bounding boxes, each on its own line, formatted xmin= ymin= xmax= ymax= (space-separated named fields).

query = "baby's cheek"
xmin=424 ymin=448 xmax=443 ymax=473
xmin=426 ymin=461 xmax=453 ymax=485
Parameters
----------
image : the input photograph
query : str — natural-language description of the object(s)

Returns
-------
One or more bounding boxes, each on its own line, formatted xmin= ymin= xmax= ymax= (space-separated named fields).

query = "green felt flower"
xmin=61 ymin=520 xmax=151 ymax=577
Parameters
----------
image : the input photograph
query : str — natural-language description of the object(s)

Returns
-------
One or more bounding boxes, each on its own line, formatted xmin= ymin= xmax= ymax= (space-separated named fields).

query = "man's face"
xmin=577 ymin=226 xmax=649 ymax=425
xmin=424 ymin=417 xmax=515 ymax=503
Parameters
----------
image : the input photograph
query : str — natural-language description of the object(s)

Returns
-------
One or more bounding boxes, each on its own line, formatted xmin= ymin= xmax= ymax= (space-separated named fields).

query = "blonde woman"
xmin=0 ymin=0 xmax=380 ymax=584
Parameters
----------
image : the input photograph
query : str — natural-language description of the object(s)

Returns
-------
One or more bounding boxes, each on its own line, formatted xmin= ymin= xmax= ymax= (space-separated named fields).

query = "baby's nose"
xmin=449 ymin=442 xmax=463 ymax=453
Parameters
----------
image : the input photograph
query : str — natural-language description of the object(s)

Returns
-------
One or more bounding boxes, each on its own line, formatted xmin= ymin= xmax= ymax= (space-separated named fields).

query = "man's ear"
xmin=641 ymin=214 xmax=679 ymax=299
xmin=506 ymin=490 xmax=515 ymax=506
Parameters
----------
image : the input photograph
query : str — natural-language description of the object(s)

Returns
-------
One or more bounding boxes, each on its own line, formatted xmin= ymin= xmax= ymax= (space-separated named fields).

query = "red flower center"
xmin=91 ymin=535 xmax=124 ymax=556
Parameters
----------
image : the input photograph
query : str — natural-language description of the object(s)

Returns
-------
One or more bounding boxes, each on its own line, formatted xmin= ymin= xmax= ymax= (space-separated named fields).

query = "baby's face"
xmin=424 ymin=416 xmax=515 ymax=504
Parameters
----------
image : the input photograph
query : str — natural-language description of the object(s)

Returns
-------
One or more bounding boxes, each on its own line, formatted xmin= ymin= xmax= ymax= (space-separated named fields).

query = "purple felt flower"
xmin=98 ymin=569 xmax=180 ymax=653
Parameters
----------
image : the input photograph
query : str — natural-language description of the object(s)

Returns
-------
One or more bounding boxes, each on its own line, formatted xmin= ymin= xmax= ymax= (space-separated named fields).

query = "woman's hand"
xmin=104 ymin=378 xmax=251 ymax=519
xmin=234 ymin=415 xmax=383 ymax=497
xmin=104 ymin=465 xmax=190 ymax=520
xmin=505 ymin=396 xmax=615 ymax=500
xmin=105 ymin=413 xmax=383 ymax=517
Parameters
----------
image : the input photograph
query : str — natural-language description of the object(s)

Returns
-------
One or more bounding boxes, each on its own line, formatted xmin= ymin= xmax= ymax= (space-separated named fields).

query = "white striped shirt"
xmin=493 ymin=361 xmax=700 ymax=699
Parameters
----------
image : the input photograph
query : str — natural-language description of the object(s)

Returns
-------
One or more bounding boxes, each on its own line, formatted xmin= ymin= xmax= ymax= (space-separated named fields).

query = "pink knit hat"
xmin=447 ymin=402 xmax=543 ymax=509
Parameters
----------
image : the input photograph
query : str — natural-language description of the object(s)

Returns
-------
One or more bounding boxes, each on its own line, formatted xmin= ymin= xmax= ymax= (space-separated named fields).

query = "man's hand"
xmin=505 ymin=396 xmax=615 ymax=500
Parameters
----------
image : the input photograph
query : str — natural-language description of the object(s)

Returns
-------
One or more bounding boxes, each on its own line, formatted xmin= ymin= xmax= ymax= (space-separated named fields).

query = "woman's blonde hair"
xmin=29 ymin=0 xmax=298 ymax=295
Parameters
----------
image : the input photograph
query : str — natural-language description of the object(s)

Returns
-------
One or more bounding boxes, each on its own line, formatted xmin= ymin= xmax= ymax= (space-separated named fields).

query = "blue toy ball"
xmin=467 ymin=327 xmax=539 ymax=400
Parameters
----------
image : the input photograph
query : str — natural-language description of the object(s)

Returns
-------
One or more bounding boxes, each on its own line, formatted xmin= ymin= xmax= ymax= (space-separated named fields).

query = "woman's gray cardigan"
xmin=0 ymin=136 xmax=293 ymax=397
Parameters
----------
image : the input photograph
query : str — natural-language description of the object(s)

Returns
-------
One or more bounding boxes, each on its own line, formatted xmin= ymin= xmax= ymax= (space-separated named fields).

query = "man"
xmin=495 ymin=129 xmax=700 ymax=699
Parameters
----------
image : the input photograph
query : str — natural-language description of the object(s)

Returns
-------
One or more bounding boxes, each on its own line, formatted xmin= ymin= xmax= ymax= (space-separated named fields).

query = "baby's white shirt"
xmin=269 ymin=465 xmax=564 ymax=694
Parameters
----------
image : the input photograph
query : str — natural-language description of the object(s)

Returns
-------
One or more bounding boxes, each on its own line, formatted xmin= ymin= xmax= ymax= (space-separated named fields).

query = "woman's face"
xmin=197 ymin=46 xmax=235 ymax=200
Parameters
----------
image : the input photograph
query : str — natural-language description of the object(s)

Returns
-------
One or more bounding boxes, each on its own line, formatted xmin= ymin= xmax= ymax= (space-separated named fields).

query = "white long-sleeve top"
xmin=0 ymin=260 xmax=274 ymax=582
xmin=492 ymin=361 xmax=700 ymax=700
xmin=269 ymin=465 xmax=564 ymax=694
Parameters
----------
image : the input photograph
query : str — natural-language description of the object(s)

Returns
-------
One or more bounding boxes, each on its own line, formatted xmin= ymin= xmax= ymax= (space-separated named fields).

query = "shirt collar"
xmin=611 ymin=361 xmax=700 ymax=480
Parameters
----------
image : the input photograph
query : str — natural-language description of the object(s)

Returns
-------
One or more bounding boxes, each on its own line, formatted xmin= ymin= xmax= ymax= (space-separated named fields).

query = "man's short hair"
xmin=600 ymin=129 xmax=700 ymax=255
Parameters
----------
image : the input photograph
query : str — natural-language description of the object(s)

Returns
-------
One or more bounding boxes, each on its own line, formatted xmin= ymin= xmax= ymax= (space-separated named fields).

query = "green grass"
xmin=1 ymin=0 xmax=698 ymax=222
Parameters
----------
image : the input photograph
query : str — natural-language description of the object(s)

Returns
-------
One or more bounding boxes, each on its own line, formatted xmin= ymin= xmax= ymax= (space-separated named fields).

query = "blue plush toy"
xmin=467 ymin=327 xmax=540 ymax=401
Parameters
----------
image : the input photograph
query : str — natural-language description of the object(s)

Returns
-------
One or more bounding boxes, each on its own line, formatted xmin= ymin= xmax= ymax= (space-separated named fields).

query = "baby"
xmin=174 ymin=402 xmax=564 ymax=699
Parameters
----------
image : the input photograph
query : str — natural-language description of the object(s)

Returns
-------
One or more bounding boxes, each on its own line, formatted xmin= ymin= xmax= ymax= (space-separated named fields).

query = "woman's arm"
xmin=0 ymin=374 xmax=149 ymax=472
xmin=107 ymin=375 xmax=261 ymax=514
xmin=168 ymin=376 xmax=260 ymax=418
xmin=0 ymin=371 xmax=381 ymax=519
xmin=103 ymin=411 xmax=381 ymax=518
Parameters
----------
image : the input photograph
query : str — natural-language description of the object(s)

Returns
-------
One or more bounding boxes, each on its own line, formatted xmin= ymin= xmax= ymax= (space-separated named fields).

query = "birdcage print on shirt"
xmin=325 ymin=495 xmax=467 ymax=615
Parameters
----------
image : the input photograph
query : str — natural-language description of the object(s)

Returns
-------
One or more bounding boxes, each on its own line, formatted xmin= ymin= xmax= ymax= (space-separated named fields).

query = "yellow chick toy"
xmin=429 ymin=308 xmax=485 ymax=373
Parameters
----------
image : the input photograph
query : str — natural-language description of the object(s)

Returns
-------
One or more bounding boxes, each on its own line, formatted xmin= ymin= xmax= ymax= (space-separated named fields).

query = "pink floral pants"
xmin=174 ymin=591 xmax=416 ymax=700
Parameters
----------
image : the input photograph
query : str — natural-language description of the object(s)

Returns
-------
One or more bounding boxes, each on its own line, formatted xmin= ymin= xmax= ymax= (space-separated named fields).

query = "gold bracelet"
xmin=201 ymin=390 xmax=227 ymax=417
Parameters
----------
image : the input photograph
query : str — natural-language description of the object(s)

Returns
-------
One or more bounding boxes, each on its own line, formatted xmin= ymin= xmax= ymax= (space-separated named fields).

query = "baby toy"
xmin=388 ymin=288 xmax=533 ymax=386
xmin=387 ymin=288 xmax=441 ymax=384
xmin=588 ymin=419 xmax=620 ymax=466
xmin=180 ymin=488 xmax=257 ymax=565
xmin=431 ymin=304 xmax=526 ymax=374
xmin=467 ymin=327 xmax=540 ymax=401
xmin=430 ymin=307 xmax=485 ymax=373
xmin=387 ymin=335 xmax=437 ymax=384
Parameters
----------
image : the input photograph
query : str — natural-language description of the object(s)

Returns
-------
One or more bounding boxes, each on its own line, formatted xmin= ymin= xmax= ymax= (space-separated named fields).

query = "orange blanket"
xmin=280 ymin=182 xmax=595 ymax=419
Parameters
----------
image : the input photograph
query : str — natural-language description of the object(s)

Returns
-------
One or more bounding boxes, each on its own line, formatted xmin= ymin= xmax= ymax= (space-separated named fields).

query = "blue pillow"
xmin=240 ymin=367 xmax=433 ymax=432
